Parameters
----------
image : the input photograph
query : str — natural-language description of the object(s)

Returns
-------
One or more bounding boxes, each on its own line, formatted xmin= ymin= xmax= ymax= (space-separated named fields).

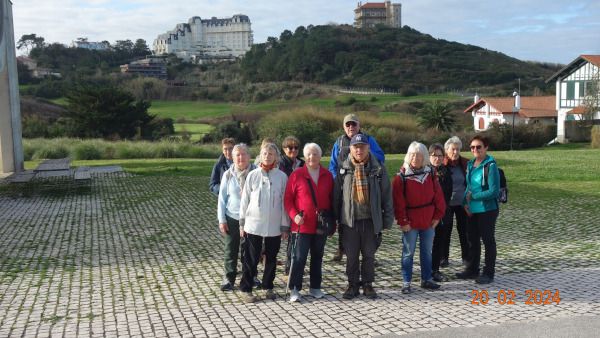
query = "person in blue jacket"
xmin=455 ymin=135 xmax=500 ymax=284
xmin=209 ymin=138 xmax=235 ymax=196
xmin=328 ymin=114 xmax=385 ymax=262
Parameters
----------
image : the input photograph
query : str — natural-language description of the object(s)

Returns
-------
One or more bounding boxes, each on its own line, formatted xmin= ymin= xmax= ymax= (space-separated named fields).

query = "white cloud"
xmin=10 ymin=0 xmax=600 ymax=63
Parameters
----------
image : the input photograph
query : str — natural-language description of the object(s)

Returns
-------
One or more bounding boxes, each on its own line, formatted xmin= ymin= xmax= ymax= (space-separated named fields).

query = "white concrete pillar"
xmin=0 ymin=0 xmax=24 ymax=174
xmin=555 ymin=80 xmax=566 ymax=143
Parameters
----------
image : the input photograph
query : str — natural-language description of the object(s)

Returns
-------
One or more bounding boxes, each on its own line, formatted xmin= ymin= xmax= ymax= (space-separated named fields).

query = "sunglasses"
xmin=470 ymin=145 xmax=483 ymax=150
xmin=286 ymin=146 xmax=299 ymax=150
xmin=345 ymin=121 xmax=357 ymax=127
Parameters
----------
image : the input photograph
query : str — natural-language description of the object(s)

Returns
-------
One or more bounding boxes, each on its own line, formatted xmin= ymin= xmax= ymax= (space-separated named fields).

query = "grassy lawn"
xmin=149 ymin=101 xmax=233 ymax=120
xmin=173 ymin=123 xmax=213 ymax=142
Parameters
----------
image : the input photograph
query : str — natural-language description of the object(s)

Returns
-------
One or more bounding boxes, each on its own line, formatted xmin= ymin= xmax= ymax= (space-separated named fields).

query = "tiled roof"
xmin=547 ymin=54 xmax=600 ymax=83
xmin=581 ymin=55 xmax=600 ymax=67
xmin=359 ymin=3 xmax=386 ymax=9
xmin=464 ymin=96 xmax=557 ymax=118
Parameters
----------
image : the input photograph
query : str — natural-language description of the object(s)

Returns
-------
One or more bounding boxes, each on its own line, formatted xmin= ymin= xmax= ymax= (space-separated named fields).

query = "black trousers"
xmin=288 ymin=233 xmax=327 ymax=290
xmin=342 ymin=220 xmax=377 ymax=285
xmin=431 ymin=220 xmax=446 ymax=273
xmin=240 ymin=233 xmax=281 ymax=292
xmin=465 ymin=209 xmax=499 ymax=277
xmin=442 ymin=205 xmax=469 ymax=262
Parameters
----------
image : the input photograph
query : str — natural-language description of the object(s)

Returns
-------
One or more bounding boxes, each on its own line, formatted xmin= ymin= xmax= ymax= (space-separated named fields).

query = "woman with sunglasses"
xmin=457 ymin=135 xmax=500 ymax=284
xmin=279 ymin=136 xmax=305 ymax=276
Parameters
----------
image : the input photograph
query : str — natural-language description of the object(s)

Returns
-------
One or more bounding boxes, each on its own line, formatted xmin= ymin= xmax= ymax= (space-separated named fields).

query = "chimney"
xmin=474 ymin=93 xmax=480 ymax=103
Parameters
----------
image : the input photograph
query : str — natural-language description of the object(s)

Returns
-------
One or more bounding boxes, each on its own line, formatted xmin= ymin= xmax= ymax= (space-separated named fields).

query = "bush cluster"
xmin=23 ymin=138 xmax=222 ymax=161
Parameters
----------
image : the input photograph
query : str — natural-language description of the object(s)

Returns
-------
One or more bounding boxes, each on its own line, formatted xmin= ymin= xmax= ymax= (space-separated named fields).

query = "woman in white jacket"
xmin=239 ymin=142 xmax=290 ymax=303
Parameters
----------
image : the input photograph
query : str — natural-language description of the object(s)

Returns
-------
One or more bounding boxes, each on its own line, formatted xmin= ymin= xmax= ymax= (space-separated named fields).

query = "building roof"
xmin=464 ymin=96 xmax=557 ymax=118
xmin=546 ymin=54 xmax=600 ymax=83
xmin=358 ymin=2 xmax=386 ymax=9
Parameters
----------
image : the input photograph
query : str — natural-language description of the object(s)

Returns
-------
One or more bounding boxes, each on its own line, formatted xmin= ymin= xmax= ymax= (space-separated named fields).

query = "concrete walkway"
xmin=1 ymin=173 xmax=599 ymax=337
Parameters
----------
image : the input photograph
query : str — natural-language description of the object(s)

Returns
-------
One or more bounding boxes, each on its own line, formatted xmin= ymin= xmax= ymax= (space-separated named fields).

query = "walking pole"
xmin=285 ymin=210 xmax=303 ymax=300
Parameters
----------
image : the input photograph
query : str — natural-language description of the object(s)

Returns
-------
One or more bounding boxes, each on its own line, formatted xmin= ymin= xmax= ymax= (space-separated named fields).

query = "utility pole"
xmin=0 ymin=0 xmax=24 ymax=174
xmin=510 ymin=78 xmax=521 ymax=151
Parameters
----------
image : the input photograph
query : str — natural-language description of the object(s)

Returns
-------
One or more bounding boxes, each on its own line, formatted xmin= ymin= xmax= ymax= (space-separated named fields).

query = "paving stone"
xmin=0 ymin=174 xmax=599 ymax=336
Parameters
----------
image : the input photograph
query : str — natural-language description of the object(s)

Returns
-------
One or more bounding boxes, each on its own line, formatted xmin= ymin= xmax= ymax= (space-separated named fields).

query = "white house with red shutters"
xmin=546 ymin=55 xmax=600 ymax=143
xmin=464 ymin=94 xmax=557 ymax=131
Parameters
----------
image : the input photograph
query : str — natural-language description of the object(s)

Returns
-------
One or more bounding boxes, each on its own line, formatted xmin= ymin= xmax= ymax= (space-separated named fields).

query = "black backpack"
xmin=482 ymin=163 xmax=508 ymax=204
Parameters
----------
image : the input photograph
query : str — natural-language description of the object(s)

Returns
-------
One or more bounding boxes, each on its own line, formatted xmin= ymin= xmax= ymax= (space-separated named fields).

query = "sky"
xmin=10 ymin=0 xmax=600 ymax=64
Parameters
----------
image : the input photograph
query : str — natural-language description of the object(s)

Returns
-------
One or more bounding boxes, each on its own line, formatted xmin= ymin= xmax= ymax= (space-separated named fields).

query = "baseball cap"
xmin=350 ymin=134 xmax=368 ymax=146
xmin=343 ymin=114 xmax=359 ymax=125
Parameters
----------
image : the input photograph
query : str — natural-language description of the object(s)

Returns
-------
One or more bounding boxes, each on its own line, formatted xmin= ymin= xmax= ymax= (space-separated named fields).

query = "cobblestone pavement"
xmin=1 ymin=174 xmax=599 ymax=337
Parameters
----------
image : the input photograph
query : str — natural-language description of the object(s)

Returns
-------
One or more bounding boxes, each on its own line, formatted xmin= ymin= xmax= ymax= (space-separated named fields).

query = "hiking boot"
xmin=401 ymin=283 xmax=412 ymax=294
xmin=220 ymin=278 xmax=234 ymax=292
xmin=432 ymin=271 xmax=449 ymax=282
xmin=342 ymin=284 xmax=360 ymax=299
xmin=253 ymin=277 xmax=262 ymax=288
xmin=289 ymin=288 xmax=302 ymax=303
xmin=309 ymin=288 xmax=325 ymax=299
xmin=264 ymin=289 xmax=276 ymax=300
xmin=455 ymin=270 xmax=479 ymax=279
xmin=332 ymin=249 xmax=344 ymax=262
xmin=475 ymin=274 xmax=494 ymax=284
xmin=363 ymin=283 xmax=378 ymax=299
xmin=421 ymin=280 xmax=441 ymax=290
xmin=241 ymin=292 xmax=257 ymax=303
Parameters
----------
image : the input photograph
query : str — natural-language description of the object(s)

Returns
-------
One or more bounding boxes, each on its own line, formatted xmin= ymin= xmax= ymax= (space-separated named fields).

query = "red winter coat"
xmin=284 ymin=166 xmax=334 ymax=234
xmin=392 ymin=168 xmax=446 ymax=230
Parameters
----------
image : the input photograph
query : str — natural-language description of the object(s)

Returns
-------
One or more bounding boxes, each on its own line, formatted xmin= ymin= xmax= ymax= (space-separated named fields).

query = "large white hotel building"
xmin=153 ymin=15 xmax=253 ymax=62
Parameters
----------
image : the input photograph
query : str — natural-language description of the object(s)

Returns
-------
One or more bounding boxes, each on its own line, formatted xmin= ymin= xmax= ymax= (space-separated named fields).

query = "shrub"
xmin=483 ymin=122 xmax=556 ymax=150
xmin=592 ymin=125 xmax=600 ymax=149
xmin=32 ymin=144 xmax=69 ymax=160
xmin=72 ymin=143 xmax=102 ymax=160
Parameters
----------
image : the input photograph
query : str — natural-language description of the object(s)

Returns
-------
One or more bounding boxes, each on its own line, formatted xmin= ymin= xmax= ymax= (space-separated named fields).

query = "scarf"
xmin=233 ymin=165 xmax=251 ymax=191
xmin=351 ymin=155 xmax=369 ymax=205
xmin=403 ymin=165 xmax=432 ymax=184
xmin=260 ymin=162 xmax=277 ymax=172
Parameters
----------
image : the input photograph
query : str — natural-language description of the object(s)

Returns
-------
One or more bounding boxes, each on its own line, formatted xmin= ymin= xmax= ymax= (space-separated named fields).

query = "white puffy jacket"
xmin=239 ymin=167 xmax=289 ymax=237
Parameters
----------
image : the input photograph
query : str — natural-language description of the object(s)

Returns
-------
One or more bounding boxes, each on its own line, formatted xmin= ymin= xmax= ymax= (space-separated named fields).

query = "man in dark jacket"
xmin=333 ymin=134 xmax=393 ymax=300
xmin=329 ymin=114 xmax=385 ymax=262
xmin=209 ymin=138 xmax=235 ymax=197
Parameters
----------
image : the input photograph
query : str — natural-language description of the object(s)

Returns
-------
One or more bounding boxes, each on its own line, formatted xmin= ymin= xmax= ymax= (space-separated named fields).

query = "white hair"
xmin=444 ymin=136 xmax=463 ymax=151
xmin=260 ymin=142 xmax=281 ymax=166
xmin=303 ymin=143 xmax=322 ymax=158
xmin=232 ymin=143 xmax=250 ymax=156
xmin=403 ymin=141 xmax=430 ymax=169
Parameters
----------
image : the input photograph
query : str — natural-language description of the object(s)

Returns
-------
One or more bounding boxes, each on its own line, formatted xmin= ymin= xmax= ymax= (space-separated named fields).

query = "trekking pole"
xmin=285 ymin=210 xmax=303 ymax=300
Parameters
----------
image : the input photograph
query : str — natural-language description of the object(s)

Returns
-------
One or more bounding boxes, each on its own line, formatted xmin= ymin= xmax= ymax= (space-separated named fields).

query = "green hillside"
xmin=241 ymin=25 xmax=561 ymax=94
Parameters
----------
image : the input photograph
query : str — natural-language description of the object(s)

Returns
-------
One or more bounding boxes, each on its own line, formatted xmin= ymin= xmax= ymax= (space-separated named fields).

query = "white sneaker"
xmin=309 ymin=288 xmax=325 ymax=299
xmin=289 ymin=288 xmax=302 ymax=303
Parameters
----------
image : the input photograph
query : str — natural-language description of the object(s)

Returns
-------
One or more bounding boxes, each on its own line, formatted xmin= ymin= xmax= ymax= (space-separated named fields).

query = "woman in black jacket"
xmin=429 ymin=143 xmax=453 ymax=282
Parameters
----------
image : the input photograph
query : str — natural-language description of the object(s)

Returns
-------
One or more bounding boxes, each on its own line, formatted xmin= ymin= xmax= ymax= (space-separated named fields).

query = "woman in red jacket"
xmin=393 ymin=141 xmax=446 ymax=294
xmin=284 ymin=143 xmax=334 ymax=303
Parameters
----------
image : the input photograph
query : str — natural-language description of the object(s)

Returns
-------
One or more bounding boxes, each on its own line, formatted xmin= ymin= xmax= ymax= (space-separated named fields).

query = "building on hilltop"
xmin=71 ymin=40 xmax=109 ymax=51
xmin=464 ymin=94 xmax=557 ymax=131
xmin=120 ymin=57 xmax=167 ymax=79
xmin=546 ymin=55 xmax=600 ymax=143
xmin=16 ymin=56 xmax=61 ymax=78
xmin=153 ymin=15 xmax=253 ymax=63
xmin=354 ymin=1 xmax=401 ymax=29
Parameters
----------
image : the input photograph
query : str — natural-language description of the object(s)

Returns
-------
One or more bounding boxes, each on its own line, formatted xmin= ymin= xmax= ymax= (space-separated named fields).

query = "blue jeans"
xmin=401 ymin=227 xmax=435 ymax=283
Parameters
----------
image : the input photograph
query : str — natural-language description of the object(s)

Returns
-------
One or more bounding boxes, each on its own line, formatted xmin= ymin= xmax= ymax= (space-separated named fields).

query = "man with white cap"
xmin=333 ymin=134 xmax=393 ymax=299
xmin=329 ymin=114 xmax=385 ymax=261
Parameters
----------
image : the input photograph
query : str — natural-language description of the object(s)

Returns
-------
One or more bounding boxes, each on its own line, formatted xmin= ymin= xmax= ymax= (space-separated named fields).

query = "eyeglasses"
xmin=430 ymin=154 xmax=444 ymax=158
xmin=345 ymin=121 xmax=357 ymax=127
xmin=470 ymin=145 xmax=483 ymax=150
xmin=286 ymin=146 xmax=299 ymax=150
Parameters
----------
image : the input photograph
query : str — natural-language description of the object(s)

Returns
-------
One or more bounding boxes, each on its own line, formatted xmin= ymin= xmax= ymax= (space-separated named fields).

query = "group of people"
xmin=211 ymin=114 xmax=502 ymax=303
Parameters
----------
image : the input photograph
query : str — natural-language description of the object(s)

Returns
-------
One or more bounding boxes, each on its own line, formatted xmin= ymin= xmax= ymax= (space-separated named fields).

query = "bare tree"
xmin=581 ymin=67 xmax=600 ymax=120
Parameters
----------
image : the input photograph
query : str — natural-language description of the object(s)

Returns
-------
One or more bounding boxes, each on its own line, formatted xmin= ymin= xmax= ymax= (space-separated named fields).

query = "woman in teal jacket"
xmin=455 ymin=135 xmax=500 ymax=284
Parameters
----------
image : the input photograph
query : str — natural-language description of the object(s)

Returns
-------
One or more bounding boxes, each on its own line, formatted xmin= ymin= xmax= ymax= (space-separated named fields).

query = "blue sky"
xmin=11 ymin=0 xmax=600 ymax=64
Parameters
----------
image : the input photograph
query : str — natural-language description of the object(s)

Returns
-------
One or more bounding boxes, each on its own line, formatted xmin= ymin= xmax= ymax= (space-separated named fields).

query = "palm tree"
xmin=417 ymin=101 xmax=456 ymax=132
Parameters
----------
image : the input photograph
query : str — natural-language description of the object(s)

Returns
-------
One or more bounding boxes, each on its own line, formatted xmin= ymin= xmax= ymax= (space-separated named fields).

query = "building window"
xmin=566 ymin=81 xmax=575 ymax=100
